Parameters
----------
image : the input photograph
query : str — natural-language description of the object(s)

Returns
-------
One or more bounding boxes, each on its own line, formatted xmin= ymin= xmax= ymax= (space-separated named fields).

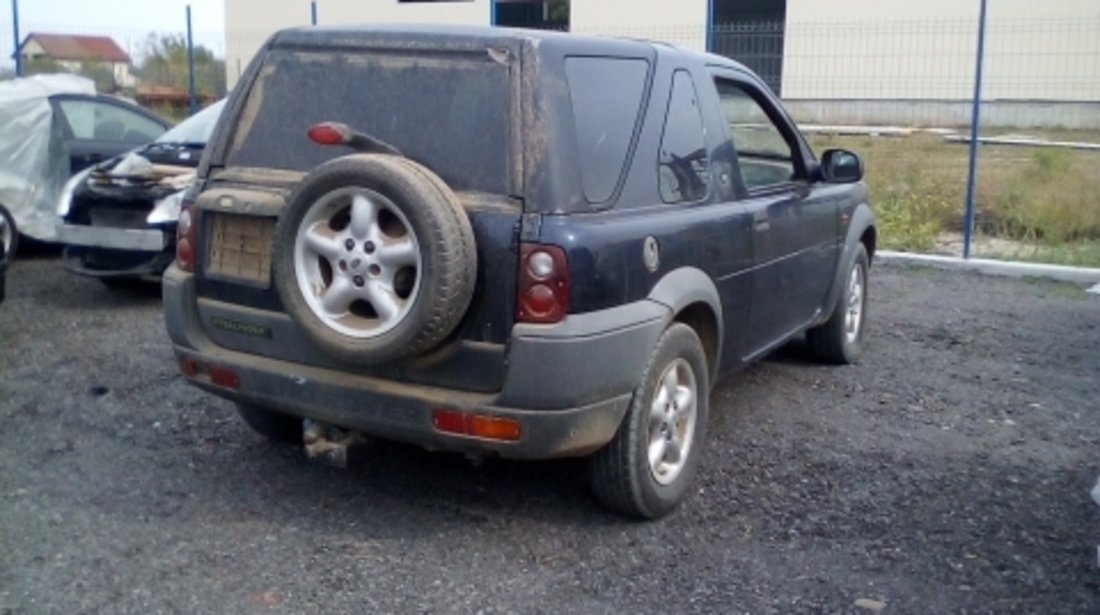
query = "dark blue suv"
xmin=163 ymin=25 xmax=875 ymax=518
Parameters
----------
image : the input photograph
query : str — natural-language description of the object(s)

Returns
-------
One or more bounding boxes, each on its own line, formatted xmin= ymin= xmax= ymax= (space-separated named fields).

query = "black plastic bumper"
xmin=163 ymin=265 xmax=671 ymax=458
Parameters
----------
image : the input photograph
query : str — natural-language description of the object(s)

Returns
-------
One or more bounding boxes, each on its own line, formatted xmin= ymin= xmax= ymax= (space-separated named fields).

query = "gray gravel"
xmin=1 ymin=256 xmax=1098 ymax=614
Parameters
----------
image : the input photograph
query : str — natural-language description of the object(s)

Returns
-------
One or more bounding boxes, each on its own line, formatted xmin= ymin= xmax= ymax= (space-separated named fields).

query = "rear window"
xmin=565 ymin=57 xmax=649 ymax=204
xmin=226 ymin=50 xmax=512 ymax=194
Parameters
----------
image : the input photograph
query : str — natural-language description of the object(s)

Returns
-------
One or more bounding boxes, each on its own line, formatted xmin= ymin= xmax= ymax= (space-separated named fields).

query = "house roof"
xmin=21 ymin=33 xmax=131 ymax=64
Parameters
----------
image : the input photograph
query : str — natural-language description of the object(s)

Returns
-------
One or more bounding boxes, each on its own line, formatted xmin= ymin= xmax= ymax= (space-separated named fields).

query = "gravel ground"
xmin=1 ymin=256 xmax=1098 ymax=614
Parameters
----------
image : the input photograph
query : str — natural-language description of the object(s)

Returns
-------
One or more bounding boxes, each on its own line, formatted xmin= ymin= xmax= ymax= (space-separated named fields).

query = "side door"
xmin=709 ymin=70 xmax=839 ymax=357
xmin=50 ymin=95 xmax=170 ymax=173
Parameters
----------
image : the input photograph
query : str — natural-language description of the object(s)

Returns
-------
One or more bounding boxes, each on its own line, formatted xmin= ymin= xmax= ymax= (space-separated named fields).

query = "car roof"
xmin=271 ymin=23 xmax=752 ymax=72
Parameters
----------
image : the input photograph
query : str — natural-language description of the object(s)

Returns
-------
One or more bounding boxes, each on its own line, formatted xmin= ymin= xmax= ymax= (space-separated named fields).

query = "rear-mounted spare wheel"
xmin=273 ymin=154 xmax=477 ymax=365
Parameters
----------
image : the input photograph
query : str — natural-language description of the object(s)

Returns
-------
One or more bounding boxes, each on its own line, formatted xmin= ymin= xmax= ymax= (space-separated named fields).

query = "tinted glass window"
xmin=157 ymin=99 xmax=226 ymax=145
xmin=227 ymin=50 xmax=511 ymax=194
xmin=565 ymin=57 xmax=648 ymax=203
xmin=714 ymin=80 xmax=795 ymax=190
xmin=659 ymin=71 xmax=710 ymax=204
xmin=58 ymin=100 xmax=166 ymax=144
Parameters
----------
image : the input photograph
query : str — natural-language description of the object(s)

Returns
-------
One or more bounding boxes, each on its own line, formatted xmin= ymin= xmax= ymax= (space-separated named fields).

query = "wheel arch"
xmin=818 ymin=203 xmax=875 ymax=325
xmin=647 ymin=267 xmax=723 ymax=381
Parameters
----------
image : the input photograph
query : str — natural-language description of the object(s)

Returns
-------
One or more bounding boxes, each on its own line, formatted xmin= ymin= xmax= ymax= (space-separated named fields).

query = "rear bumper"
xmin=162 ymin=265 xmax=670 ymax=458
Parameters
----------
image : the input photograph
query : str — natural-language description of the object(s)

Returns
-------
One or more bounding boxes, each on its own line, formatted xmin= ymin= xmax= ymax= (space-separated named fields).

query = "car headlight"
xmin=56 ymin=167 xmax=93 ymax=217
xmin=147 ymin=190 xmax=186 ymax=225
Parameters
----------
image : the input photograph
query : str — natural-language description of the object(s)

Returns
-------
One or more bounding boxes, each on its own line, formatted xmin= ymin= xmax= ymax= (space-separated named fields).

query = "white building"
xmin=223 ymin=0 xmax=1100 ymax=128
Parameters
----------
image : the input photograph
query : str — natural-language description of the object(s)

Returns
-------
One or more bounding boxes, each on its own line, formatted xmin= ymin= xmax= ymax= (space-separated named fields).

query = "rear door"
xmin=709 ymin=70 xmax=838 ymax=356
xmin=50 ymin=95 xmax=170 ymax=172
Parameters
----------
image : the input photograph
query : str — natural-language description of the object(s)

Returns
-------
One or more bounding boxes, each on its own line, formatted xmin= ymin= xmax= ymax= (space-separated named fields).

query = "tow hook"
xmin=302 ymin=419 xmax=367 ymax=468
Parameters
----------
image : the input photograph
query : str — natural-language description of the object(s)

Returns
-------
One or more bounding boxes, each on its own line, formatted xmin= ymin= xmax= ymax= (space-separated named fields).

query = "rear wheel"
xmin=273 ymin=154 xmax=477 ymax=366
xmin=807 ymin=243 xmax=869 ymax=364
xmin=236 ymin=403 xmax=302 ymax=444
xmin=588 ymin=323 xmax=710 ymax=519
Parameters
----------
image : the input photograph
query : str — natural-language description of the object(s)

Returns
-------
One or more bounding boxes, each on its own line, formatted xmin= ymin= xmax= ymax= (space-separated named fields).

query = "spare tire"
xmin=273 ymin=154 xmax=477 ymax=365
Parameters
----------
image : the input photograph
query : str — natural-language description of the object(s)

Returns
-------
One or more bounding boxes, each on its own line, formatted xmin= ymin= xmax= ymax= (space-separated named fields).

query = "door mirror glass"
xmin=820 ymin=149 xmax=863 ymax=183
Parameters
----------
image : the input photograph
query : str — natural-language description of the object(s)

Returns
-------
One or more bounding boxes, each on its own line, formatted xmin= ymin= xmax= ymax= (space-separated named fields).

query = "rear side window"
xmin=57 ymin=99 xmax=166 ymax=144
xmin=564 ymin=57 xmax=649 ymax=204
xmin=659 ymin=71 xmax=710 ymax=204
xmin=226 ymin=50 xmax=512 ymax=194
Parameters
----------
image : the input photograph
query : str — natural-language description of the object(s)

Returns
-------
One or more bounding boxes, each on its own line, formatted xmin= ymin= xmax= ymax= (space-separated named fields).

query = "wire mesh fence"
xmin=1 ymin=9 xmax=1098 ymax=265
xmin=0 ymin=19 xmax=226 ymax=120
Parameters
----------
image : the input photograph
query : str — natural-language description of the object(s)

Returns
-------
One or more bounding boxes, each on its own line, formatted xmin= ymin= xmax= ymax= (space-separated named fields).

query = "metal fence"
xmin=2 ymin=6 xmax=1099 ymax=267
xmin=1 ymin=14 xmax=226 ymax=119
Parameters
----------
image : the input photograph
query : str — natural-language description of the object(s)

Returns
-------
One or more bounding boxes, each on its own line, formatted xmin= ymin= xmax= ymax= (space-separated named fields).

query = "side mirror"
xmin=819 ymin=149 xmax=863 ymax=183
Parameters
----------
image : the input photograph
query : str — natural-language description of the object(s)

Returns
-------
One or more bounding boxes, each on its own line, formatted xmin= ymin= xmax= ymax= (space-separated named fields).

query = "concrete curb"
xmin=876 ymin=250 xmax=1100 ymax=286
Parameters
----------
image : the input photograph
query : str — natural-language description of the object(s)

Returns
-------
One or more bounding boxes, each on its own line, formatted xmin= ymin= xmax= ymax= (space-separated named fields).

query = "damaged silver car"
xmin=56 ymin=99 xmax=225 ymax=286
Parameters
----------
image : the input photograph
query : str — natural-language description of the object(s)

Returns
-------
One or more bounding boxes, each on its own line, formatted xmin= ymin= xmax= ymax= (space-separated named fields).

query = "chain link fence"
xmin=2 ymin=9 xmax=1098 ymax=266
xmin=0 ymin=19 xmax=226 ymax=120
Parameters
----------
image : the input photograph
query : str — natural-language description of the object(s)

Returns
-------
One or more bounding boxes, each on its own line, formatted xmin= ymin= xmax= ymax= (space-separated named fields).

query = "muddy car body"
xmin=0 ymin=75 xmax=170 ymax=243
xmin=164 ymin=26 xmax=875 ymax=517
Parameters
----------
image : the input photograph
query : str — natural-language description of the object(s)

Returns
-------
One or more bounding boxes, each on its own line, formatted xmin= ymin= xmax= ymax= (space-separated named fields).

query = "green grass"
xmin=1018 ymin=276 xmax=1091 ymax=300
xmin=808 ymin=132 xmax=1100 ymax=266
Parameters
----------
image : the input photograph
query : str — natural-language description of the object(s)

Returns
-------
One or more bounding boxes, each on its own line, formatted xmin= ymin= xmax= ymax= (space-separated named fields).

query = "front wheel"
xmin=807 ymin=243 xmax=869 ymax=364
xmin=588 ymin=323 xmax=710 ymax=519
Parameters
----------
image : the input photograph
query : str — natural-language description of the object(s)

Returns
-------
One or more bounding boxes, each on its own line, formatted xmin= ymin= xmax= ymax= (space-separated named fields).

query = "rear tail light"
xmin=179 ymin=357 xmax=240 ymax=391
xmin=516 ymin=243 xmax=569 ymax=324
xmin=432 ymin=409 xmax=521 ymax=442
xmin=308 ymin=122 xmax=349 ymax=146
xmin=176 ymin=199 xmax=198 ymax=272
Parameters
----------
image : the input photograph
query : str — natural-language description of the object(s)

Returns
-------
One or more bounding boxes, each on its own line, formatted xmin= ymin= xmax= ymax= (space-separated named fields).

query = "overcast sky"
xmin=3 ymin=0 xmax=227 ymax=65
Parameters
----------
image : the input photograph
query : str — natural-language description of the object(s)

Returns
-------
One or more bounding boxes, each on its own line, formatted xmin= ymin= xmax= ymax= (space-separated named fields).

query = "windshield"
xmin=225 ymin=50 xmax=512 ymax=194
xmin=156 ymin=99 xmax=227 ymax=145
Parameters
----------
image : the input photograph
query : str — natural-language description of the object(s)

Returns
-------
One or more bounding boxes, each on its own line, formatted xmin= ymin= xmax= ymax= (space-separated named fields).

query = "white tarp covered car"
xmin=0 ymin=74 xmax=170 ymax=242
xmin=0 ymin=74 xmax=95 ymax=241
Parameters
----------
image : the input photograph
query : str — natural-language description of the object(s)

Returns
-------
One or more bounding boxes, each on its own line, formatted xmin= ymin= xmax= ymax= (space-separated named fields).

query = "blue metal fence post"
xmin=11 ymin=0 xmax=21 ymax=76
xmin=490 ymin=0 xmax=497 ymax=26
xmin=962 ymin=0 xmax=989 ymax=260
xmin=186 ymin=5 xmax=198 ymax=115
xmin=706 ymin=0 xmax=714 ymax=52
xmin=311 ymin=1 xmax=318 ymax=25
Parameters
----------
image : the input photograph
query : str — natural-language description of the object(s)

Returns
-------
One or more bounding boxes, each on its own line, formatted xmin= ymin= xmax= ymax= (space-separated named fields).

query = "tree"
xmin=134 ymin=33 xmax=226 ymax=99
xmin=549 ymin=0 xmax=569 ymax=23
xmin=23 ymin=57 xmax=115 ymax=93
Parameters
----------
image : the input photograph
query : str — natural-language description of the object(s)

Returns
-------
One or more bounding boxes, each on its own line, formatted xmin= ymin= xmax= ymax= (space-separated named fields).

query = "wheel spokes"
xmin=320 ymin=276 xmax=356 ymax=315
xmin=665 ymin=436 xmax=683 ymax=464
xmin=304 ymin=223 xmax=342 ymax=260
xmin=349 ymin=194 xmax=376 ymax=240
xmin=377 ymin=237 xmax=418 ymax=268
xmin=366 ymin=280 xmax=401 ymax=321
xmin=662 ymin=367 xmax=679 ymax=403
xmin=674 ymin=386 xmax=694 ymax=419
xmin=648 ymin=437 xmax=668 ymax=470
